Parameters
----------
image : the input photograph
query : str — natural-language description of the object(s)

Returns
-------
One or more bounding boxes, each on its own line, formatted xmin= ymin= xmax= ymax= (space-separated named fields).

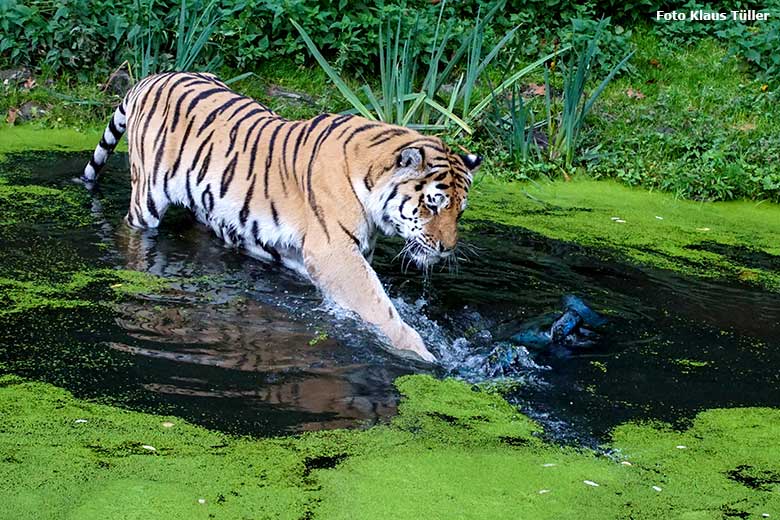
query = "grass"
xmin=582 ymin=30 xmax=780 ymax=202
xmin=0 ymin=77 xmax=118 ymax=133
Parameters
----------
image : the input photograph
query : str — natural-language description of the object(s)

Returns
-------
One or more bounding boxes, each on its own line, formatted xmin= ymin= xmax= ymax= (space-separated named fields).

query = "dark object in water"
xmin=510 ymin=295 xmax=606 ymax=350
xmin=478 ymin=296 xmax=605 ymax=378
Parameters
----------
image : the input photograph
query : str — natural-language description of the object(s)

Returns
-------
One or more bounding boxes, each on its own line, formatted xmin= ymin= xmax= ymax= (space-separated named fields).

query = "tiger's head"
xmin=370 ymin=139 xmax=482 ymax=269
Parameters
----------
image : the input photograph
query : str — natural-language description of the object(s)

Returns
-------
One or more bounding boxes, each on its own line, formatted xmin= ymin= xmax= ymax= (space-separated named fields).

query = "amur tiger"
xmin=82 ymin=72 xmax=481 ymax=363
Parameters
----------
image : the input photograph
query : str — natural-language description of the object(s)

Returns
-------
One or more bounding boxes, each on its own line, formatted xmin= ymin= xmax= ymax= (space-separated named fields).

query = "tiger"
xmin=82 ymin=71 xmax=481 ymax=363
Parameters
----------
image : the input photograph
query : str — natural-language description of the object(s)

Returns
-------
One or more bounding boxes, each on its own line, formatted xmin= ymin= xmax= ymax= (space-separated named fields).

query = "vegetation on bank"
xmin=2 ymin=0 xmax=778 ymax=80
xmin=586 ymin=33 xmax=780 ymax=202
xmin=2 ymin=0 xmax=780 ymax=202
xmin=3 ymin=26 xmax=780 ymax=203
xmin=2 ymin=373 xmax=778 ymax=519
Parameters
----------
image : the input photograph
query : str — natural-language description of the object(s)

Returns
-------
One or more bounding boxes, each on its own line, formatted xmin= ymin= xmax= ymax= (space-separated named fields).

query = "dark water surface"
xmin=2 ymin=152 xmax=779 ymax=441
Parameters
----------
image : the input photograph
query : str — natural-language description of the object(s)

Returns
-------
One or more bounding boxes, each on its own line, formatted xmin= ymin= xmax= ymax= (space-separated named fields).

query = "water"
xmin=2 ymin=151 xmax=779 ymax=441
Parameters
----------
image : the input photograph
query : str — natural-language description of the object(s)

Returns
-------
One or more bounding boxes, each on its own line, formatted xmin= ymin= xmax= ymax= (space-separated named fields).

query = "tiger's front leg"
xmin=302 ymin=231 xmax=436 ymax=363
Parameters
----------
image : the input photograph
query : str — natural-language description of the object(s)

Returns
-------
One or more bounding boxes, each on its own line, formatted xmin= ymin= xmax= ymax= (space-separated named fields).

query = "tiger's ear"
xmin=397 ymin=147 xmax=425 ymax=172
xmin=460 ymin=153 xmax=482 ymax=171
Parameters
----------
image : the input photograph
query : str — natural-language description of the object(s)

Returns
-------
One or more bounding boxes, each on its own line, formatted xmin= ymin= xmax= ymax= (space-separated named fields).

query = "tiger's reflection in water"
xmin=92 ymin=199 xmax=409 ymax=433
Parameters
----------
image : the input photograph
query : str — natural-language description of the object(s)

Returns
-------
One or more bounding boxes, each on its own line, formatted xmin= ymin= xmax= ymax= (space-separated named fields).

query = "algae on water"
xmin=0 ymin=161 xmax=173 ymax=315
xmin=0 ymin=127 xmax=124 ymax=163
xmin=0 ymin=183 xmax=93 ymax=228
xmin=1 ymin=374 xmax=778 ymax=520
xmin=0 ymin=269 xmax=174 ymax=317
xmin=467 ymin=176 xmax=780 ymax=292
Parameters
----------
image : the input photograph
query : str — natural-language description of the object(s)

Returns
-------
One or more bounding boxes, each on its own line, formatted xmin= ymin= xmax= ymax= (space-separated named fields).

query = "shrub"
xmin=0 ymin=0 xmax=652 ymax=77
xmin=0 ymin=0 xmax=125 ymax=77
xmin=718 ymin=9 xmax=780 ymax=84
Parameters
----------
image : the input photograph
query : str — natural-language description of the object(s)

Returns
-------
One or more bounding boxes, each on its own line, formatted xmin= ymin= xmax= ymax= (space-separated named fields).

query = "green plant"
xmin=4 ymin=0 xmax=777 ymax=82
xmin=0 ymin=0 xmax=123 ymax=78
xmin=585 ymin=31 xmax=780 ymax=203
xmin=484 ymin=18 xmax=633 ymax=177
xmin=173 ymin=0 xmax=225 ymax=71
xmin=128 ymin=0 xmax=163 ymax=78
xmin=497 ymin=0 xmax=633 ymax=75
xmin=128 ymin=0 xmax=229 ymax=79
xmin=292 ymin=13 xmax=467 ymax=132
xmin=292 ymin=1 xmax=568 ymax=133
xmin=718 ymin=7 xmax=780 ymax=84
xmin=567 ymin=16 xmax=634 ymax=74
xmin=546 ymin=18 xmax=634 ymax=170
xmin=484 ymin=83 xmax=542 ymax=167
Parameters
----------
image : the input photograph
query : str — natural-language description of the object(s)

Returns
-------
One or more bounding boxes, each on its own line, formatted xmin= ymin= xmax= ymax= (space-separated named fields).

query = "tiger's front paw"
xmin=397 ymin=325 xmax=437 ymax=364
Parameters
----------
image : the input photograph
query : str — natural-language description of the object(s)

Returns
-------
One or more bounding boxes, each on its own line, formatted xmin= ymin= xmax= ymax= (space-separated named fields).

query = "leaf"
xmin=401 ymin=93 xmax=427 ymax=126
xmin=423 ymin=97 xmax=472 ymax=134
xmin=626 ymin=87 xmax=645 ymax=99
xmin=469 ymin=45 xmax=572 ymax=121
xmin=223 ymin=72 xmax=254 ymax=85
xmin=745 ymin=49 xmax=761 ymax=63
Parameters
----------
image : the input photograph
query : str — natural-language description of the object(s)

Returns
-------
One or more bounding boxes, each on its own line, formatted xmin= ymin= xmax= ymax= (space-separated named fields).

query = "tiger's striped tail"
xmin=82 ymin=101 xmax=127 ymax=183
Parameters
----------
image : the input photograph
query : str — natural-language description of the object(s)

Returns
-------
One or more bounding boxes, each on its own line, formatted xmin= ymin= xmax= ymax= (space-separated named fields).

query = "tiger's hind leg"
xmin=124 ymin=162 xmax=170 ymax=229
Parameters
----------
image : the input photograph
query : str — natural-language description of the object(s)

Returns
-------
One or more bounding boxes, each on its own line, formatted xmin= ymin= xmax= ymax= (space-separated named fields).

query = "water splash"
xmin=390 ymin=297 xmax=550 ymax=384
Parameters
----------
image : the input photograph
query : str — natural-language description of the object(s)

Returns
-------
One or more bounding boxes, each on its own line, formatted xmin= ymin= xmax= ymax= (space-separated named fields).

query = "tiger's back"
xmin=104 ymin=72 xmax=356 ymax=273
